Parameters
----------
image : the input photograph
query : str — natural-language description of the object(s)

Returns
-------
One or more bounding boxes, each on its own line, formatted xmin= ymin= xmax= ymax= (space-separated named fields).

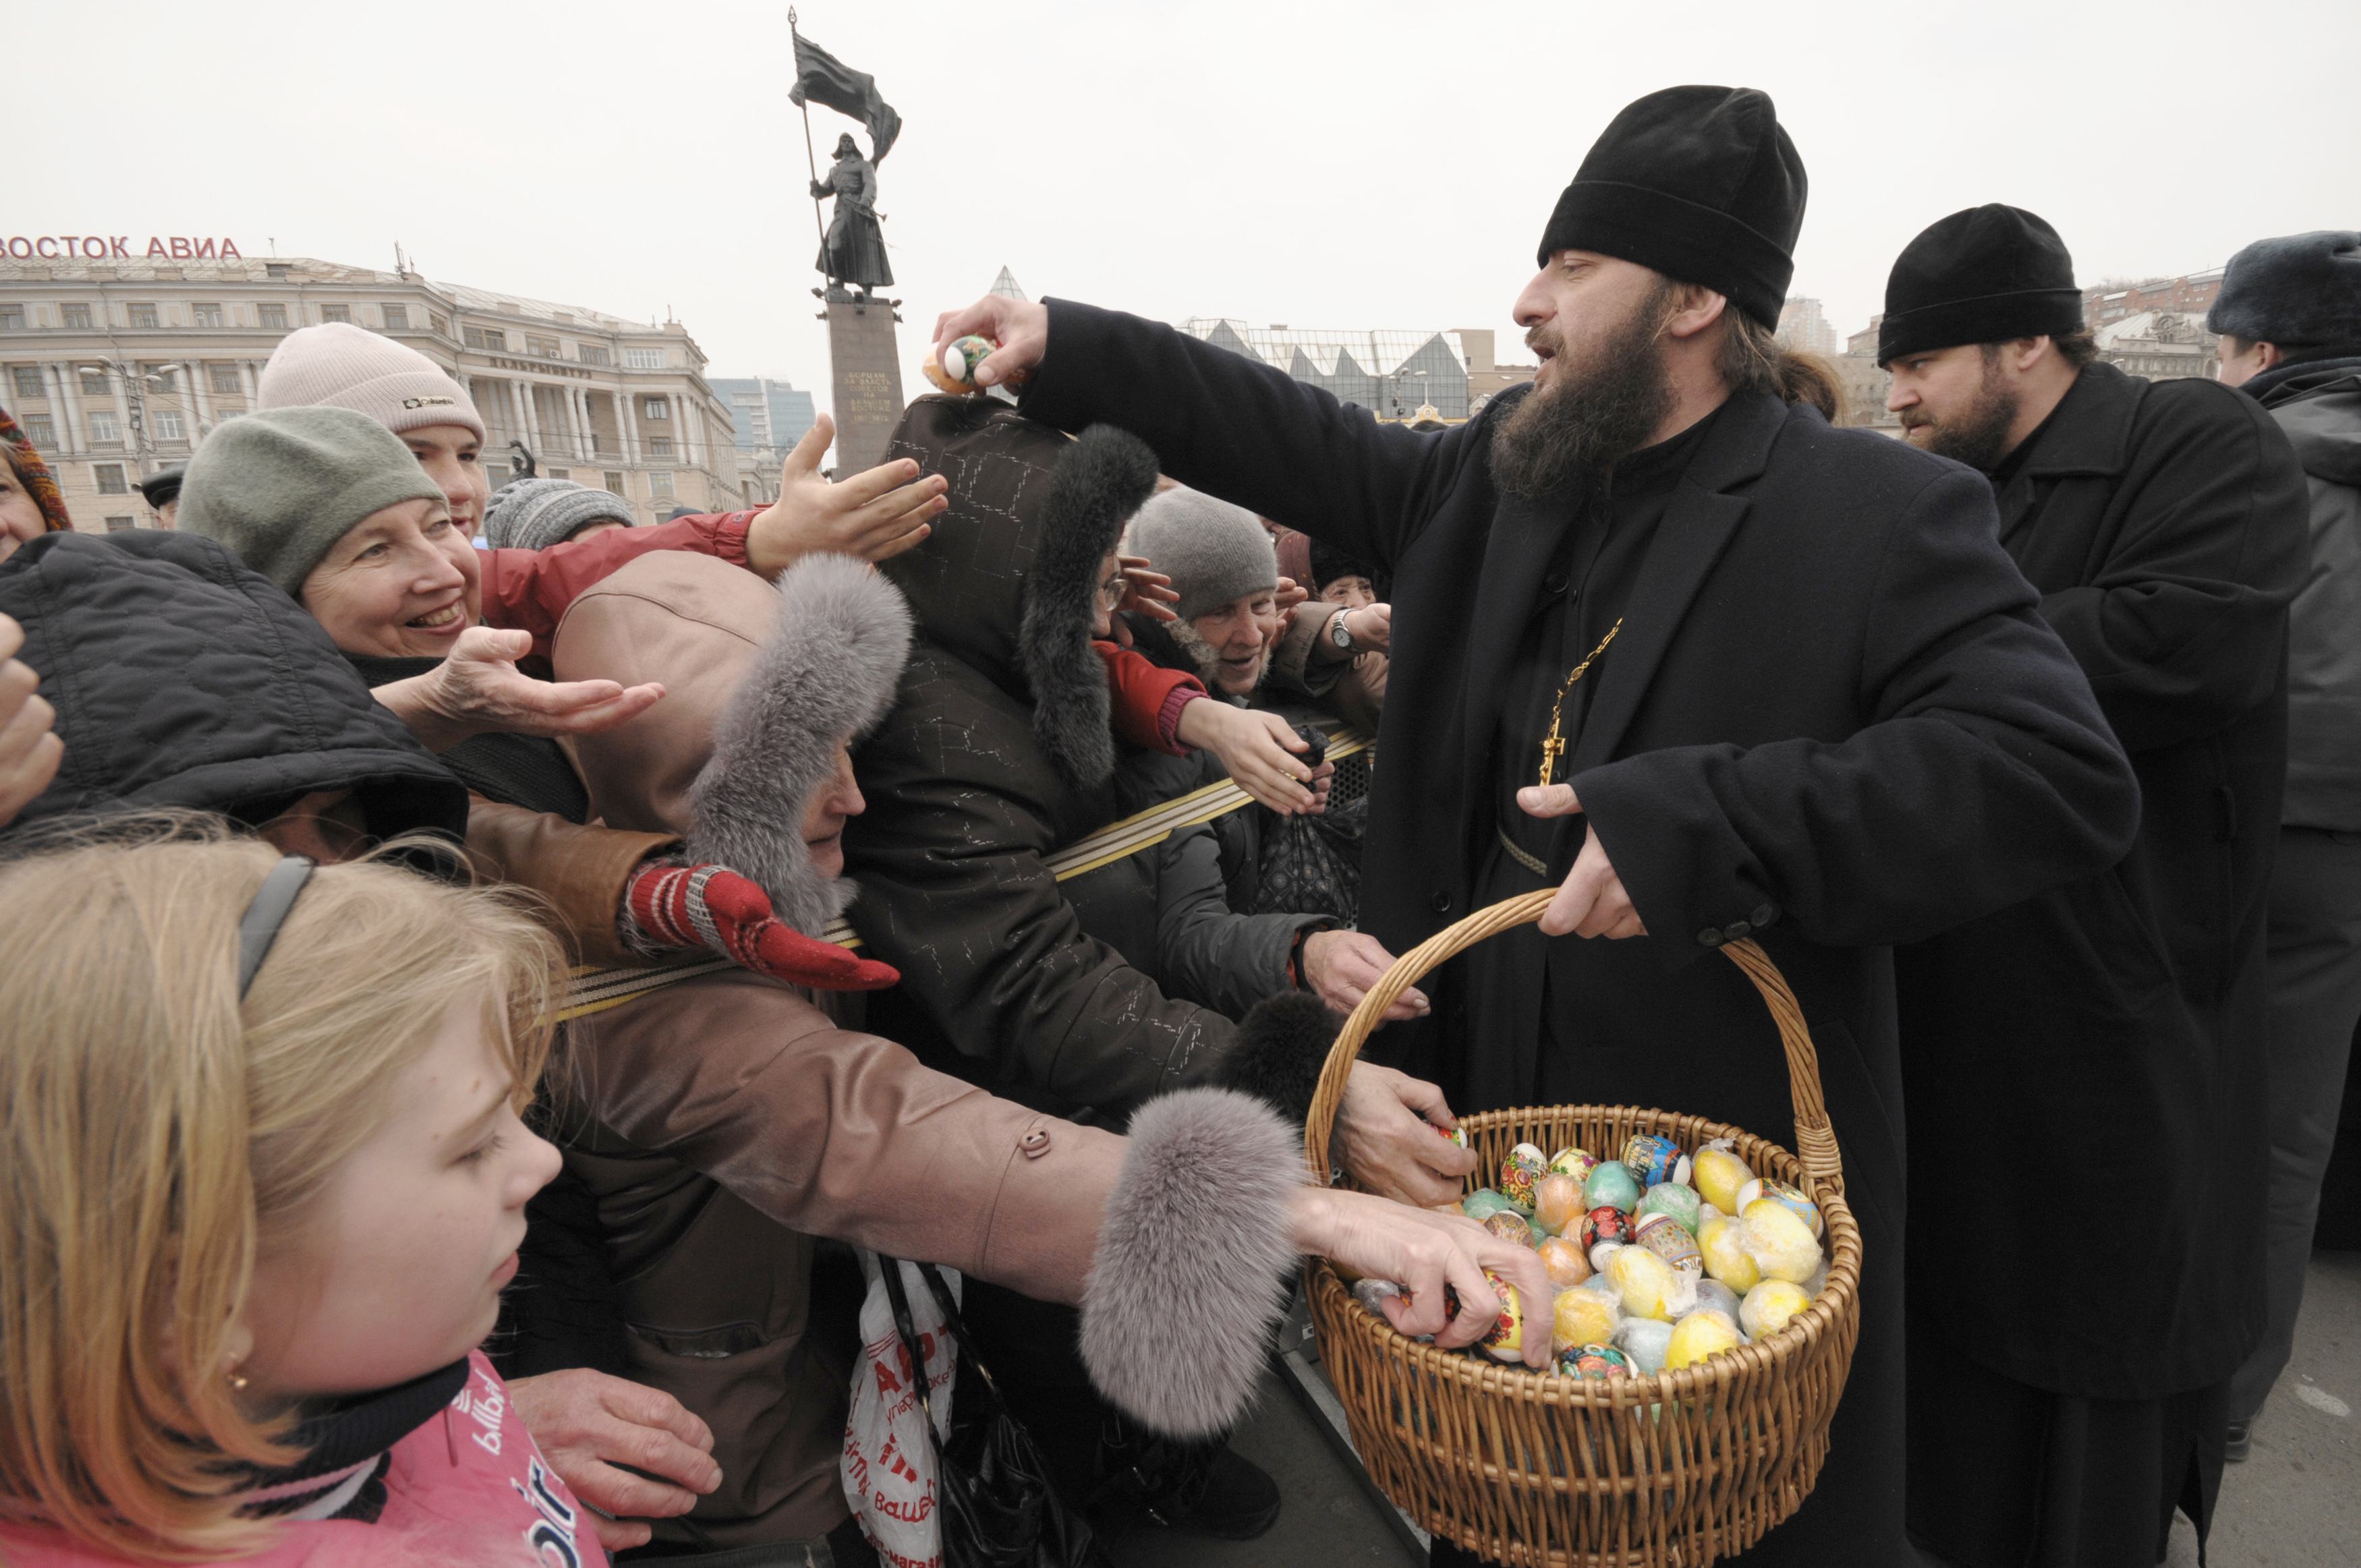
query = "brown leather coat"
xmin=463 ymin=797 xmax=673 ymax=966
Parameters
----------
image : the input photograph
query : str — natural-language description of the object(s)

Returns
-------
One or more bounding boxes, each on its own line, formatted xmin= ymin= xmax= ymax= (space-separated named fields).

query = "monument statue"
xmin=507 ymin=439 xmax=537 ymax=480
xmin=812 ymin=132 xmax=892 ymax=301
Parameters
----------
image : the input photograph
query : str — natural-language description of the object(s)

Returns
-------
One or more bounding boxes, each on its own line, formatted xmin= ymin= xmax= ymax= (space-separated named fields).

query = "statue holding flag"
xmin=789 ymin=18 xmax=901 ymax=301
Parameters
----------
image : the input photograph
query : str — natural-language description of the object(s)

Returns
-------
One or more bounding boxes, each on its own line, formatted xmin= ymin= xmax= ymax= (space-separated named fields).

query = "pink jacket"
xmin=0 ymin=1354 xmax=608 ymax=1568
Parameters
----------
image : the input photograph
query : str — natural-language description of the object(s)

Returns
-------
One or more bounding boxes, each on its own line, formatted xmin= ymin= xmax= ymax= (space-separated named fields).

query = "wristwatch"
xmin=1327 ymin=608 xmax=1357 ymax=654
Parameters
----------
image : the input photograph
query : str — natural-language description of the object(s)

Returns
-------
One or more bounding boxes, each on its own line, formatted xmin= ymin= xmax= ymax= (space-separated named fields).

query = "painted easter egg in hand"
xmin=923 ymin=334 xmax=1000 ymax=394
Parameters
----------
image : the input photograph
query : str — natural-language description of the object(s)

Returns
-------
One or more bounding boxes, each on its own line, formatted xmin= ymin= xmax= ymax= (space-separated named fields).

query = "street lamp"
xmin=77 ymin=360 xmax=182 ymax=478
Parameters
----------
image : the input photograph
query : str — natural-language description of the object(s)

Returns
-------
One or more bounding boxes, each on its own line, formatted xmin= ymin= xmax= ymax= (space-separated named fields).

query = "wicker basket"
xmin=1303 ymin=890 xmax=1864 ymax=1567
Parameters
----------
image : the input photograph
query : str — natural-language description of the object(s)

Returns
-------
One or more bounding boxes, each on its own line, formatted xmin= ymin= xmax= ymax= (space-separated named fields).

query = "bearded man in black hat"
xmin=1879 ymin=206 xmax=2310 ymax=1567
xmin=932 ymin=88 xmax=2142 ymax=1564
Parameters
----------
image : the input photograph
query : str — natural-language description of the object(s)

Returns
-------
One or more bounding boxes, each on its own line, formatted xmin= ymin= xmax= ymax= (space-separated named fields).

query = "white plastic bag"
xmin=841 ymin=1253 xmax=961 ymax=1567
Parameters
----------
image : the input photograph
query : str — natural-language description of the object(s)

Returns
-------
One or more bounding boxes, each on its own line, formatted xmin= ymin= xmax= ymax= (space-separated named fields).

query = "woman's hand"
xmin=372 ymin=626 xmax=664 ymax=753
xmin=1288 ymin=1187 xmax=1554 ymax=1366
xmin=1175 ymin=701 xmax=1326 ymax=815
xmin=745 ymin=414 xmax=946 ymax=575
xmin=1334 ymin=1062 xmax=1469 ymax=1207
xmin=0 ymin=614 xmax=62 ymax=828
xmin=1116 ymin=555 xmax=1179 ymax=622
xmin=507 ymin=1369 xmax=722 ymax=1552
xmin=1303 ymin=932 xmax=1428 ymax=1024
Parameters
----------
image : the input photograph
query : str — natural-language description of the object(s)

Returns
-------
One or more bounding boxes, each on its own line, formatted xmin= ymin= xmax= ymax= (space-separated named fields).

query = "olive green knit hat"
xmin=181 ymin=406 xmax=445 ymax=598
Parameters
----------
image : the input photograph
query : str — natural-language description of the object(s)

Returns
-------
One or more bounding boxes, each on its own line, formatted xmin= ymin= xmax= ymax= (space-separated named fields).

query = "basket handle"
xmin=1302 ymin=890 xmax=1845 ymax=1196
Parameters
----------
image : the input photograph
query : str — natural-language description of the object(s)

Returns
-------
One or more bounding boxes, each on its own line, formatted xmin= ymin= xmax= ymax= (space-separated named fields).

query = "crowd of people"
xmin=0 ymin=82 xmax=2354 ymax=1568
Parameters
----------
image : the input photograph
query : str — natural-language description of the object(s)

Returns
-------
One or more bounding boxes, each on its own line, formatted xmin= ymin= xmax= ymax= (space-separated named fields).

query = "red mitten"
xmin=623 ymin=860 xmax=899 ymax=991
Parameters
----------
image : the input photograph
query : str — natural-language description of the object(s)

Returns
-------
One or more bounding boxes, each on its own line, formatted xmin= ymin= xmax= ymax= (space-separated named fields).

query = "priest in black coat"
xmin=932 ymin=87 xmax=2140 ymax=1567
xmin=1879 ymin=206 xmax=2310 ymax=1568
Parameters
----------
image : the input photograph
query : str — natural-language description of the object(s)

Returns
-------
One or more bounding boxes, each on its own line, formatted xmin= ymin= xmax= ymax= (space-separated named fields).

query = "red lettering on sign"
xmin=109 ymin=237 xmax=130 ymax=258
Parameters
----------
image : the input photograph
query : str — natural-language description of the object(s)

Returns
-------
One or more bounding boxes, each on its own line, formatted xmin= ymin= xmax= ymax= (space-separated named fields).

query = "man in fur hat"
xmin=932 ymin=86 xmax=2142 ymax=1565
xmin=1879 ymin=205 xmax=2309 ymax=1567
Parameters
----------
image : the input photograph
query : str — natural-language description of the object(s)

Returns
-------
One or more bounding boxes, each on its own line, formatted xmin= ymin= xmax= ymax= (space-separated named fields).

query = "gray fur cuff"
xmin=1079 ymin=1088 xmax=1303 ymax=1438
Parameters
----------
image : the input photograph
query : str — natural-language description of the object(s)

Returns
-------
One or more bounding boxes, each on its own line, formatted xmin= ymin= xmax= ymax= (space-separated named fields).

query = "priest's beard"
xmin=1490 ymin=283 xmax=1678 ymax=503
xmin=1906 ymin=355 xmax=2021 ymax=472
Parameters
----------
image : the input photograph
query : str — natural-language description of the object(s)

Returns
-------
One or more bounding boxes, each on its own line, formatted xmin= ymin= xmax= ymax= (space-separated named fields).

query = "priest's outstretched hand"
xmin=1517 ymin=783 xmax=1649 ymax=939
xmin=932 ymin=297 xmax=1051 ymax=389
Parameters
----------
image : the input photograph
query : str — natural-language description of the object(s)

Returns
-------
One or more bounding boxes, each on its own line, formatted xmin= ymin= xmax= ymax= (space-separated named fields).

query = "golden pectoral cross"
xmin=1535 ymin=618 xmax=1624 ymax=790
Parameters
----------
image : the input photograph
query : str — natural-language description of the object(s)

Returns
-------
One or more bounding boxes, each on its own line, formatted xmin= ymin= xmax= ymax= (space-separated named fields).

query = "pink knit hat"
xmin=256 ymin=322 xmax=486 ymax=444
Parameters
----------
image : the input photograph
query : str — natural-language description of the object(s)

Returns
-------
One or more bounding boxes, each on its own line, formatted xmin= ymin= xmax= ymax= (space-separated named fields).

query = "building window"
xmin=105 ymin=515 xmax=138 ymax=533
xmin=266 ymin=264 xmax=291 ymax=281
xmin=525 ymin=335 xmax=561 ymax=359
xmin=650 ymin=470 xmax=673 ymax=498
xmin=188 ymin=302 xmax=222 ymax=328
xmin=152 ymin=410 xmax=184 ymax=441
xmin=61 ymin=303 xmax=92 ymax=330
xmin=482 ymin=463 xmax=507 ymax=488
xmin=209 ymin=363 xmax=243 ymax=393
xmin=127 ymin=303 xmax=160 ymax=330
xmin=79 ymin=370 xmax=111 ymax=397
xmin=9 ymin=366 xmax=40 ymax=399
xmin=257 ymin=303 xmax=288 ymax=329
xmin=93 ymin=462 xmax=129 ymax=493
xmin=547 ymin=468 xmax=570 ymax=482
xmin=142 ymin=364 xmax=178 ymax=392
xmin=0 ymin=307 xmax=22 ymax=332
xmin=624 ymin=348 xmax=666 ymax=370
xmin=22 ymin=414 xmax=54 ymax=447
xmin=321 ymin=303 xmax=351 ymax=324
xmin=647 ymin=436 xmax=674 ymax=457
xmin=579 ymin=345 xmax=611 ymax=367
xmin=464 ymin=326 xmax=507 ymax=352
xmin=382 ymin=305 xmax=409 ymax=330
xmin=88 ymin=411 xmax=121 ymax=444
xmin=642 ymin=397 xmax=669 ymax=420
xmin=430 ymin=314 xmax=448 ymax=336
xmin=604 ymin=471 xmax=625 ymax=496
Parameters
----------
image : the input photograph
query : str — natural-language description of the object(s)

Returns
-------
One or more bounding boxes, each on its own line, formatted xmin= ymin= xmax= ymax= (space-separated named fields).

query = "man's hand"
xmin=1116 ymin=555 xmax=1180 ymax=622
xmin=1303 ymin=930 xmax=1427 ymax=1022
xmin=1516 ymin=784 xmax=1647 ymax=939
xmin=746 ymin=414 xmax=946 ymax=577
xmin=931 ymin=297 xmax=1050 ymax=389
xmin=1176 ymin=702 xmax=1328 ymax=815
xmin=1334 ymin=1062 xmax=1477 ymax=1208
xmin=374 ymin=627 xmax=664 ymax=753
xmin=507 ymin=1369 xmax=722 ymax=1552
xmin=0 ymin=614 xmax=62 ymax=828
xmin=1346 ymin=603 xmax=1392 ymax=653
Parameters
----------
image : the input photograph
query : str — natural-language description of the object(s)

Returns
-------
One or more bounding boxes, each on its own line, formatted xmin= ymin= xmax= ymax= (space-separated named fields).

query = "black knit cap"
xmin=1535 ymin=86 xmax=1805 ymax=329
xmin=1879 ymin=205 xmax=2084 ymax=365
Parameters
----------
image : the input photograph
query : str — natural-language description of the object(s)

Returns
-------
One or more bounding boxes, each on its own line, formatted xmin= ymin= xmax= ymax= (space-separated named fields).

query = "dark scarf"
xmin=2245 ymin=347 xmax=2361 ymax=407
xmin=345 ymin=655 xmax=590 ymax=823
xmin=229 ymin=1358 xmax=467 ymax=1523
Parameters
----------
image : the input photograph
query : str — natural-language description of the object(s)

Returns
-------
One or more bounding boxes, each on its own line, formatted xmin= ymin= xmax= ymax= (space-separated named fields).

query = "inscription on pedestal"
xmin=826 ymin=301 xmax=906 ymax=473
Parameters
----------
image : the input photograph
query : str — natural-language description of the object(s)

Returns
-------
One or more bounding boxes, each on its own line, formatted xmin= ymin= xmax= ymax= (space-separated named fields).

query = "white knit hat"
xmin=256 ymin=322 xmax=486 ymax=444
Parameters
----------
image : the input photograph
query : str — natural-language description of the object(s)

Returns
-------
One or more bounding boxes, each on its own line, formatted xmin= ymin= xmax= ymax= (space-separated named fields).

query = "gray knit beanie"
xmin=1124 ymin=488 xmax=1278 ymax=621
xmin=181 ymin=406 xmax=446 ymax=598
xmin=2208 ymin=231 xmax=2361 ymax=349
xmin=484 ymin=477 xmax=635 ymax=551
xmin=256 ymin=322 xmax=486 ymax=443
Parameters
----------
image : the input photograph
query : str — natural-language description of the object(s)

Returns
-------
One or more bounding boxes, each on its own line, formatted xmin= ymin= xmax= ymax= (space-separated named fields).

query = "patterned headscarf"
xmin=1 ymin=405 xmax=72 ymax=531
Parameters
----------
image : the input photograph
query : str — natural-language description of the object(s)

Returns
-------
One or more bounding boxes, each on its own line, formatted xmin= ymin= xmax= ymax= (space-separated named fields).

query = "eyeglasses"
xmin=1095 ymin=575 xmax=1127 ymax=609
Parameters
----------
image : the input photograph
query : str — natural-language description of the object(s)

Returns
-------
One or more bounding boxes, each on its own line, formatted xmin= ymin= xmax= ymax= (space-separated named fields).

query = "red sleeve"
xmin=1094 ymin=641 xmax=1204 ymax=756
xmin=478 ymin=511 xmax=758 ymax=660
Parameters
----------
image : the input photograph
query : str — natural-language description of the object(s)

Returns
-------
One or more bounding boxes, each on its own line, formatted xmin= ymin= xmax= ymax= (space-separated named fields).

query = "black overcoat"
xmin=1894 ymin=362 xmax=2309 ymax=1399
xmin=1019 ymin=301 xmax=2140 ymax=1564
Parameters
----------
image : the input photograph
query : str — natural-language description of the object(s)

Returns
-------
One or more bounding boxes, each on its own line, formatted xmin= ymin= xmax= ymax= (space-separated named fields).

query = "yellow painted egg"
xmin=1737 ymin=1178 xmax=1823 ymax=1239
xmin=1608 ymin=1244 xmax=1682 ymax=1321
xmin=1738 ymin=1202 xmax=1821 ymax=1284
xmin=1739 ymin=1279 xmax=1813 ymax=1341
xmin=1697 ymin=1216 xmax=1762 ymax=1294
xmin=1547 ymin=1146 xmax=1599 ymax=1182
xmin=1665 ymin=1308 xmax=1743 ymax=1370
xmin=1478 ymin=1270 xmax=1527 ymax=1362
xmin=1552 ymin=1285 xmax=1620 ymax=1352
xmin=1693 ymin=1143 xmax=1754 ymax=1215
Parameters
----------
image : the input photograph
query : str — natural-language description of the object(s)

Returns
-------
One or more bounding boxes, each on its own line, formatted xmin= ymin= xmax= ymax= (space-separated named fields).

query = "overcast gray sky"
xmin=22 ymin=0 xmax=2358 ymax=418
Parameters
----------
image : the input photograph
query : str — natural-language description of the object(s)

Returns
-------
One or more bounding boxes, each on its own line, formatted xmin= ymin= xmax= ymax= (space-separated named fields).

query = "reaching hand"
xmin=507 ymin=1369 xmax=722 ymax=1552
xmin=745 ymin=414 xmax=946 ymax=575
xmin=1176 ymin=702 xmax=1324 ymax=815
xmin=0 ymin=615 xmax=61 ymax=828
xmin=1302 ymin=930 xmax=1428 ymax=1023
xmin=1288 ymin=1188 xmax=1554 ymax=1366
xmin=380 ymin=626 xmax=665 ymax=753
xmin=931 ymin=297 xmax=1050 ymax=390
xmin=1274 ymin=577 xmax=1310 ymax=616
xmin=1517 ymin=784 xmax=1647 ymax=939
xmin=1345 ymin=602 xmax=1392 ymax=654
xmin=623 ymin=859 xmax=900 ymax=990
xmin=1334 ymin=1063 xmax=1477 ymax=1208
xmin=1116 ymin=555 xmax=1179 ymax=622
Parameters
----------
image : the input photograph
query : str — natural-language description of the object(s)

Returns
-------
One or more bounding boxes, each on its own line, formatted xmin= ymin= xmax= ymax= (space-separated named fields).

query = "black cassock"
xmin=1018 ymin=301 xmax=2139 ymax=1565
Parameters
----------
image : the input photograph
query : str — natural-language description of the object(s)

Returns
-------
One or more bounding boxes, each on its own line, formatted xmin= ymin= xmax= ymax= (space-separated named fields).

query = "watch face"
xmin=1331 ymin=613 xmax=1353 ymax=648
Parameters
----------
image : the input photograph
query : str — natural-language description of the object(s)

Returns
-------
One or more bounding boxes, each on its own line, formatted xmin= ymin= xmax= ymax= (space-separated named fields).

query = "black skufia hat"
xmin=1879 ymin=205 xmax=2084 ymax=365
xmin=1536 ymin=86 xmax=1805 ymax=330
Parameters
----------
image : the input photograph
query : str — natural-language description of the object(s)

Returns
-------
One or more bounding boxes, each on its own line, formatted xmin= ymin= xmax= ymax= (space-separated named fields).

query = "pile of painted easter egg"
xmin=1354 ymin=1132 xmax=1828 ymax=1383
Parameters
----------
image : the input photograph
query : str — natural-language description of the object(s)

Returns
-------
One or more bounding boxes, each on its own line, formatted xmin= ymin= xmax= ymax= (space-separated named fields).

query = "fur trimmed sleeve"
xmin=1078 ymin=1088 xmax=1303 ymax=1438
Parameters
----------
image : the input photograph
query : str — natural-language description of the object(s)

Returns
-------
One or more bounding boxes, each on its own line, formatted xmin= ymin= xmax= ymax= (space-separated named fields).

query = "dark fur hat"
xmin=2209 ymin=231 xmax=2361 ymax=349
xmin=687 ymin=553 xmax=913 ymax=935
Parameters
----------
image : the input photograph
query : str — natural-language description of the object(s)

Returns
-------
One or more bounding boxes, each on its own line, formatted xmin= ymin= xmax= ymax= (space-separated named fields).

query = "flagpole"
xmin=789 ymin=9 xmax=831 ymax=280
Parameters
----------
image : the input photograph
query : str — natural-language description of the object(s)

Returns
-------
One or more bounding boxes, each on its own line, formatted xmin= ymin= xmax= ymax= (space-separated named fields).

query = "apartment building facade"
xmin=0 ymin=254 xmax=743 ymax=533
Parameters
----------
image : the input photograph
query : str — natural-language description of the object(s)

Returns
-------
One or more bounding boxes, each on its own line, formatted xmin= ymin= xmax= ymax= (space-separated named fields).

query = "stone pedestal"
xmin=826 ymin=300 xmax=906 ymax=474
